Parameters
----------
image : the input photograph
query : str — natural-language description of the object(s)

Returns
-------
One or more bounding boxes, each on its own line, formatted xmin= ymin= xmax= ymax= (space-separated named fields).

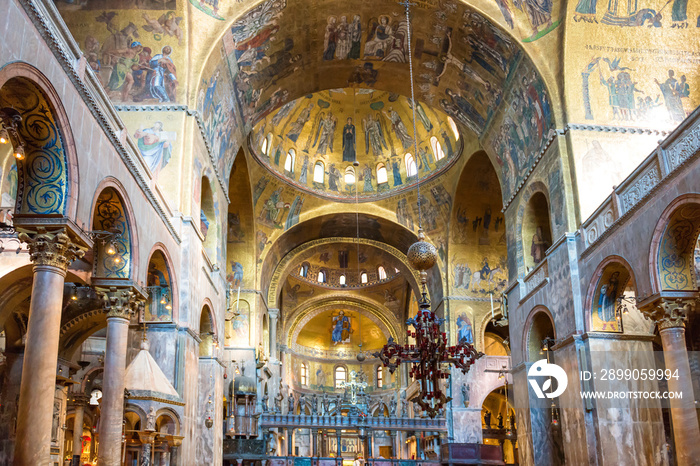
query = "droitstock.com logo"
xmin=527 ymin=359 xmax=568 ymax=399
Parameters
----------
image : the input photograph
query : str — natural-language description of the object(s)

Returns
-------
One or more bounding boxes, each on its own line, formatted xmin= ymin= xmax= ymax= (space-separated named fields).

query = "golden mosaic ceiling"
xmin=250 ymin=88 xmax=461 ymax=201
xmin=295 ymin=309 xmax=387 ymax=354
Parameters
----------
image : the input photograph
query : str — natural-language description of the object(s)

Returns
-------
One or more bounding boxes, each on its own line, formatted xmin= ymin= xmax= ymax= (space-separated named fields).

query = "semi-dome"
xmin=250 ymin=88 xmax=461 ymax=201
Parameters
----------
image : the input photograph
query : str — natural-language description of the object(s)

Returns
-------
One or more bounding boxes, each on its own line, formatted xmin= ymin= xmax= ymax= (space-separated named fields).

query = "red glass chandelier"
xmin=372 ymin=0 xmax=483 ymax=419
xmin=374 ymin=278 xmax=482 ymax=418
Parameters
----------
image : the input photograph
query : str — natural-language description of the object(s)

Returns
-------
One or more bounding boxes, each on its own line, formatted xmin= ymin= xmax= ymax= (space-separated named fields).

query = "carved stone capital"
xmin=268 ymin=308 xmax=280 ymax=320
xmin=96 ymin=286 xmax=145 ymax=320
xmin=18 ymin=227 xmax=87 ymax=271
xmin=641 ymin=297 xmax=695 ymax=330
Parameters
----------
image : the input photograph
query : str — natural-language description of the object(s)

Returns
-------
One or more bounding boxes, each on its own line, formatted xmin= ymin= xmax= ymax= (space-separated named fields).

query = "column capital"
xmin=640 ymin=296 xmax=696 ymax=330
xmin=97 ymin=286 xmax=146 ymax=320
xmin=268 ymin=308 xmax=280 ymax=319
xmin=18 ymin=226 xmax=87 ymax=271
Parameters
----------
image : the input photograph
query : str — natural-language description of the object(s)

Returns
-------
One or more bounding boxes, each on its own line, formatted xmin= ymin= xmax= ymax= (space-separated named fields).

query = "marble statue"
xmin=310 ymin=394 xmax=318 ymax=415
xmin=274 ymin=391 xmax=283 ymax=413
xmin=298 ymin=393 xmax=306 ymax=415
xmin=262 ymin=393 xmax=269 ymax=412
xmin=484 ymin=410 xmax=492 ymax=428
xmin=462 ymin=383 xmax=470 ymax=407
xmin=400 ymin=391 xmax=408 ymax=417
xmin=389 ymin=397 xmax=397 ymax=416
xmin=288 ymin=393 xmax=295 ymax=414
xmin=322 ymin=393 xmax=330 ymax=415
xmin=267 ymin=432 xmax=277 ymax=455
xmin=146 ymin=406 xmax=156 ymax=431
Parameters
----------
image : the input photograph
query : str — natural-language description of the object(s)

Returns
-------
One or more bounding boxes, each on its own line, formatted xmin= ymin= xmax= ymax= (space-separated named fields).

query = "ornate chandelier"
xmin=373 ymin=0 xmax=483 ymax=419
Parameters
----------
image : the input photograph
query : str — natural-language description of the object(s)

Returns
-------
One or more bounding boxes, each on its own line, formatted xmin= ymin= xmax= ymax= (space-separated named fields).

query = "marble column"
xmin=367 ymin=431 xmax=373 ymax=458
xmin=336 ymin=431 xmax=342 ymax=457
xmin=268 ymin=309 xmax=279 ymax=361
xmin=14 ymin=228 xmax=87 ymax=466
xmin=70 ymin=394 xmax=89 ymax=466
xmin=287 ymin=427 xmax=294 ymax=456
xmin=642 ymin=298 xmax=700 ymax=466
xmin=390 ymin=431 xmax=397 ymax=459
xmin=97 ymin=286 xmax=144 ymax=466
xmin=312 ymin=429 xmax=318 ymax=457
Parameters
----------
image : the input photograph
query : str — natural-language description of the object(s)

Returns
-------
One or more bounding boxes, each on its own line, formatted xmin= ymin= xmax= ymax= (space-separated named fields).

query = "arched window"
xmin=284 ymin=149 xmax=295 ymax=173
xmin=376 ymin=163 xmax=388 ymax=184
xmin=448 ymin=116 xmax=460 ymax=140
xmin=405 ymin=154 xmax=417 ymax=177
xmin=430 ymin=136 xmax=445 ymax=161
xmin=314 ymin=161 xmax=325 ymax=183
xmin=301 ymin=363 xmax=308 ymax=386
xmin=360 ymin=272 xmax=368 ymax=284
xmin=335 ymin=366 xmax=347 ymax=388
xmin=376 ymin=366 xmax=383 ymax=388
xmin=300 ymin=262 xmax=309 ymax=277
xmin=318 ymin=270 xmax=327 ymax=283
xmin=377 ymin=266 xmax=387 ymax=280
xmin=345 ymin=166 xmax=355 ymax=184
xmin=339 ymin=274 xmax=346 ymax=286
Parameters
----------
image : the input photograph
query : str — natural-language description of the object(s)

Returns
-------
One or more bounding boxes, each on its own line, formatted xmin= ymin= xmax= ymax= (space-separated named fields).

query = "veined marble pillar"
xmin=288 ymin=427 xmax=296 ymax=456
xmin=268 ymin=309 xmax=279 ymax=361
xmin=70 ymin=394 xmax=89 ymax=466
xmin=642 ymin=298 xmax=700 ymax=466
xmin=14 ymin=227 xmax=87 ymax=466
xmin=97 ymin=286 xmax=144 ymax=466
xmin=312 ymin=429 xmax=318 ymax=457
xmin=336 ymin=431 xmax=342 ymax=458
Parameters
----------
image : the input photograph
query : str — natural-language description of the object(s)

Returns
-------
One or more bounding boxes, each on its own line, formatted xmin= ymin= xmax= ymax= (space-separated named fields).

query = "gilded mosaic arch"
xmin=651 ymin=194 xmax=700 ymax=292
xmin=91 ymin=187 xmax=133 ymax=279
xmin=584 ymin=256 xmax=636 ymax=334
xmin=285 ymin=297 xmax=400 ymax=349
xmin=266 ymin=236 xmax=422 ymax=307
xmin=0 ymin=74 xmax=71 ymax=216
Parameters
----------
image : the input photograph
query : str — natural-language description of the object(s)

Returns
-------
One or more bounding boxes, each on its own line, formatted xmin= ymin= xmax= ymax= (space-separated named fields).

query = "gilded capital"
xmin=97 ymin=286 xmax=145 ymax=320
xmin=641 ymin=297 xmax=695 ymax=330
xmin=18 ymin=227 xmax=87 ymax=271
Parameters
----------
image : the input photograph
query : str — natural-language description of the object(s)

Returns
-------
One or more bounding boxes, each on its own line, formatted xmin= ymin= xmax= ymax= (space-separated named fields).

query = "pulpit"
xmin=227 ymin=372 xmax=260 ymax=438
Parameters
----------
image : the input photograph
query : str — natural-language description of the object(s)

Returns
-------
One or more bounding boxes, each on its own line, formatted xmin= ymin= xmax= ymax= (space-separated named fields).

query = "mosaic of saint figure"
xmin=331 ymin=310 xmax=352 ymax=344
xmin=313 ymin=112 xmax=337 ymax=156
xmin=384 ymin=107 xmax=413 ymax=149
xmin=597 ymin=271 xmax=620 ymax=329
xmin=363 ymin=113 xmax=387 ymax=157
xmin=456 ymin=313 xmax=474 ymax=344
xmin=342 ymin=117 xmax=356 ymax=162
xmin=286 ymin=103 xmax=314 ymax=142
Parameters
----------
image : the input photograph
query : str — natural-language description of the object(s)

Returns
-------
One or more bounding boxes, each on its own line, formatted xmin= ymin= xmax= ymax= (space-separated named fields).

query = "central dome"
xmin=250 ymin=88 xmax=461 ymax=201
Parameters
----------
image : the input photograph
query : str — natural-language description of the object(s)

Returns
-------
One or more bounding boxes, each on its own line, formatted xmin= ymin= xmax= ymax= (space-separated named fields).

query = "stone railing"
xmin=260 ymin=413 xmax=447 ymax=432
xmin=581 ymin=106 xmax=700 ymax=253
xmin=518 ymin=258 xmax=549 ymax=302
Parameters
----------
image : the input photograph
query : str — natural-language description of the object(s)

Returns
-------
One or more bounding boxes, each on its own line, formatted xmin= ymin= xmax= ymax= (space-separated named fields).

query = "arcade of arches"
xmin=1 ymin=0 xmax=700 ymax=465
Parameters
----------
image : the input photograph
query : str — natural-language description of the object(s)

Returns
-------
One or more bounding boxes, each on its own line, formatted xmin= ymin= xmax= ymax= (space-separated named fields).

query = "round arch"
xmin=285 ymin=296 xmax=400 ymax=351
xmin=267 ymin=236 xmax=422 ymax=308
xmin=584 ymin=255 xmax=639 ymax=333
xmin=522 ymin=305 xmax=556 ymax=362
xmin=88 ymin=177 xmax=140 ymax=280
xmin=648 ymin=193 xmax=700 ymax=293
xmin=145 ymin=243 xmax=179 ymax=320
xmin=515 ymin=181 xmax=552 ymax=275
xmin=0 ymin=62 xmax=79 ymax=219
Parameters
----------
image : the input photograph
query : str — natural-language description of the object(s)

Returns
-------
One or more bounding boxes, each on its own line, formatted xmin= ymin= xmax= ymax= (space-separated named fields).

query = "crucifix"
xmin=338 ymin=370 xmax=367 ymax=405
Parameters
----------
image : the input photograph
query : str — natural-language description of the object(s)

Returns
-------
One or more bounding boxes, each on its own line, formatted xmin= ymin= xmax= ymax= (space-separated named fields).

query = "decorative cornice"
xmin=17 ymin=226 xmax=87 ymax=271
